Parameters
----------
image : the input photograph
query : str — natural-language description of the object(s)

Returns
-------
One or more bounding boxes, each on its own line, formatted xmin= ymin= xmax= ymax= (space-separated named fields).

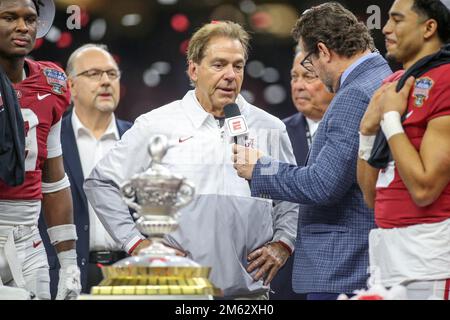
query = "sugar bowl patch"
xmin=413 ymin=77 xmax=434 ymax=107
xmin=43 ymin=68 xmax=67 ymax=95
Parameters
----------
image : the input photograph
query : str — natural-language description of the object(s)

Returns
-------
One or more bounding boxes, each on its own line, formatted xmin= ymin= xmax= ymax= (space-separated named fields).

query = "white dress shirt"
xmin=306 ymin=117 xmax=321 ymax=141
xmin=71 ymin=110 xmax=121 ymax=251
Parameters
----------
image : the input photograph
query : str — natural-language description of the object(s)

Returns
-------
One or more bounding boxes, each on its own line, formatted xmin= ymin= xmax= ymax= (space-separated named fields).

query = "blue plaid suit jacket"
xmin=251 ymin=54 xmax=392 ymax=294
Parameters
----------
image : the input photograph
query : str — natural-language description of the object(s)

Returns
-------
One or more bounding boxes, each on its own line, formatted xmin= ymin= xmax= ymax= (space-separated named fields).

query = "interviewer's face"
xmin=189 ymin=36 xmax=245 ymax=112
xmin=299 ymin=39 xmax=336 ymax=93
xmin=290 ymin=53 xmax=333 ymax=121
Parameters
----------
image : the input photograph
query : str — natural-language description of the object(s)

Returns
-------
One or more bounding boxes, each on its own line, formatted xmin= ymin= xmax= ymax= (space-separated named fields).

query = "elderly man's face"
xmin=70 ymin=48 xmax=121 ymax=113
xmin=291 ymin=53 xmax=334 ymax=121
xmin=189 ymin=36 xmax=245 ymax=112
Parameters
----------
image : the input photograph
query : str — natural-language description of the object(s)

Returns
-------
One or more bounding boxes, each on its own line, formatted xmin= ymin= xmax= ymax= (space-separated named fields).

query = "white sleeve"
xmin=46 ymin=118 xmax=62 ymax=158
xmin=83 ymin=113 xmax=156 ymax=250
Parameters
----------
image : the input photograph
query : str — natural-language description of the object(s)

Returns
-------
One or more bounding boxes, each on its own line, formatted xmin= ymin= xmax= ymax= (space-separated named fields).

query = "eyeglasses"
xmin=300 ymin=51 xmax=315 ymax=73
xmin=75 ymin=69 xmax=121 ymax=81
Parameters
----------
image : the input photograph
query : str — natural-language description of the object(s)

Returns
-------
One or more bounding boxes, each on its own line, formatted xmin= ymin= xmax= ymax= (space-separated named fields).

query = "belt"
xmin=89 ymin=251 xmax=127 ymax=265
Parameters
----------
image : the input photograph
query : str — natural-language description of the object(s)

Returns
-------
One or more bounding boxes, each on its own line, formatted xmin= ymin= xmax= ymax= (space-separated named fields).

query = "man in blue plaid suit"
xmin=233 ymin=3 xmax=392 ymax=300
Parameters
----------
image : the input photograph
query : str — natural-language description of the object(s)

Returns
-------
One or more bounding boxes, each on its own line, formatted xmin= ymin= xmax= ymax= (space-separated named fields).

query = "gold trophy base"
xmin=87 ymin=251 xmax=222 ymax=299
xmin=90 ymin=275 xmax=220 ymax=297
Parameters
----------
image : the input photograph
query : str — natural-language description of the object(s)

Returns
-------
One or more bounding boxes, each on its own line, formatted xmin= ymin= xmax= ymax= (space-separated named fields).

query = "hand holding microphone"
xmin=225 ymin=103 xmax=263 ymax=181
xmin=232 ymin=144 xmax=263 ymax=180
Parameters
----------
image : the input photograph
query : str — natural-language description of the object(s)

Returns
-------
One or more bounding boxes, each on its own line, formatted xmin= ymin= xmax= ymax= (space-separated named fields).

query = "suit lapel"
xmin=284 ymin=113 xmax=310 ymax=166
xmin=61 ymin=111 xmax=86 ymax=202
xmin=298 ymin=115 xmax=314 ymax=165
xmin=62 ymin=114 xmax=130 ymax=202
xmin=294 ymin=114 xmax=310 ymax=166
xmin=116 ymin=118 xmax=131 ymax=137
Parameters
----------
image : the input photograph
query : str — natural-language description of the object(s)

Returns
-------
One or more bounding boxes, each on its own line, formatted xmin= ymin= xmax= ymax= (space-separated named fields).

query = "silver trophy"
xmin=90 ymin=135 xmax=220 ymax=298
xmin=120 ymin=134 xmax=195 ymax=256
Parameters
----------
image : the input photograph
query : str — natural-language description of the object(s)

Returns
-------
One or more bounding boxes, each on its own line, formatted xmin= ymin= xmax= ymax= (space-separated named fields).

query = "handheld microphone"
xmin=224 ymin=103 xmax=252 ymax=185
xmin=224 ymin=103 xmax=249 ymax=145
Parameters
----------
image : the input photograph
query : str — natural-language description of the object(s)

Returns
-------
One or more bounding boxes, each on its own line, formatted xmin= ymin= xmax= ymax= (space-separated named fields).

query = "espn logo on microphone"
xmin=226 ymin=115 xmax=249 ymax=136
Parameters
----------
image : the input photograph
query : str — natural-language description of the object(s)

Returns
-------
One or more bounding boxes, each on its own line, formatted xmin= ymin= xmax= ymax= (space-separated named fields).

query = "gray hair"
xmin=187 ymin=21 xmax=250 ymax=64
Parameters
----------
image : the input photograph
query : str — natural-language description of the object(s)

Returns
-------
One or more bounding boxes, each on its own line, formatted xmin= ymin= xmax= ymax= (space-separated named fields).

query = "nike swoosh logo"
xmin=37 ymin=93 xmax=51 ymax=101
xmin=179 ymin=136 xmax=193 ymax=143
xmin=32 ymin=240 xmax=42 ymax=248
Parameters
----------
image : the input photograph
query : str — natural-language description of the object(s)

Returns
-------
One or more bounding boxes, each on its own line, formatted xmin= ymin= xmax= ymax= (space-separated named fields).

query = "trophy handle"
xmin=174 ymin=180 xmax=195 ymax=209
xmin=120 ymin=181 xmax=142 ymax=212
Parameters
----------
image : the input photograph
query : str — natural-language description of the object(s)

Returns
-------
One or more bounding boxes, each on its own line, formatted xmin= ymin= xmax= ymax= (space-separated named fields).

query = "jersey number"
xmin=21 ymin=109 xmax=39 ymax=171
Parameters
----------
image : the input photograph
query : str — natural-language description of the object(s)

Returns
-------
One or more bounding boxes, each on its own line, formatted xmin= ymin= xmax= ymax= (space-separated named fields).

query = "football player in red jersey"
xmin=358 ymin=0 xmax=450 ymax=299
xmin=0 ymin=0 xmax=80 ymax=299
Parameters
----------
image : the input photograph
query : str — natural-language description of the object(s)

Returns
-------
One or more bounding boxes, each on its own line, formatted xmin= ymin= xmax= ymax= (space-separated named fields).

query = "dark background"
xmin=32 ymin=0 xmax=397 ymax=122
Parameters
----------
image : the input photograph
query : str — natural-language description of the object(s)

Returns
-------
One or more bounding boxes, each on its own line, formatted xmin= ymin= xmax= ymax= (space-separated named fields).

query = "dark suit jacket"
xmin=38 ymin=109 xmax=133 ymax=297
xmin=251 ymin=54 xmax=392 ymax=294
xmin=269 ymin=112 xmax=309 ymax=300
xmin=283 ymin=113 xmax=310 ymax=166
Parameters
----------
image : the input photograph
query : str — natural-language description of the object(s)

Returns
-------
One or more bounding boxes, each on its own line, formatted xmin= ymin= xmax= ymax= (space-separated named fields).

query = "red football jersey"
xmin=0 ymin=59 xmax=70 ymax=200
xmin=375 ymin=64 xmax=450 ymax=228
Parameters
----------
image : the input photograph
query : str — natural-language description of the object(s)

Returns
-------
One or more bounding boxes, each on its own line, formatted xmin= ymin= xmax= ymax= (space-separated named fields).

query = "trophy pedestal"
xmin=86 ymin=135 xmax=221 ymax=299
xmin=89 ymin=239 xmax=221 ymax=299
xmin=88 ymin=265 xmax=219 ymax=299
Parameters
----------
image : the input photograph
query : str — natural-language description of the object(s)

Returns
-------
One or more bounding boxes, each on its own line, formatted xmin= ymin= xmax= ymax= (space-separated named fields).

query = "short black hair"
xmin=0 ymin=0 xmax=41 ymax=15
xmin=32 ymin=0 xmax=41 ymax=16
xmin=412 ymin=0 xmax=450 ymax=43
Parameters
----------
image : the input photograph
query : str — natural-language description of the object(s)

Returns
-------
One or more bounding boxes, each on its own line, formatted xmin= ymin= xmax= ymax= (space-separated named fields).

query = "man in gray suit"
xmin=233 ymin=2 xmax=392 ymax=299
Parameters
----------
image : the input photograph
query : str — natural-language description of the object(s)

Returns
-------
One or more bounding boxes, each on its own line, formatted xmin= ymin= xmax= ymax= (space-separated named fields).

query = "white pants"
xmin=369 ymin=219 xmax=450 ymax=288
xmin=0 ymin=225 xmax=50 ymax=300
xmin=404 ymin=279 xmax=450 ymax=300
